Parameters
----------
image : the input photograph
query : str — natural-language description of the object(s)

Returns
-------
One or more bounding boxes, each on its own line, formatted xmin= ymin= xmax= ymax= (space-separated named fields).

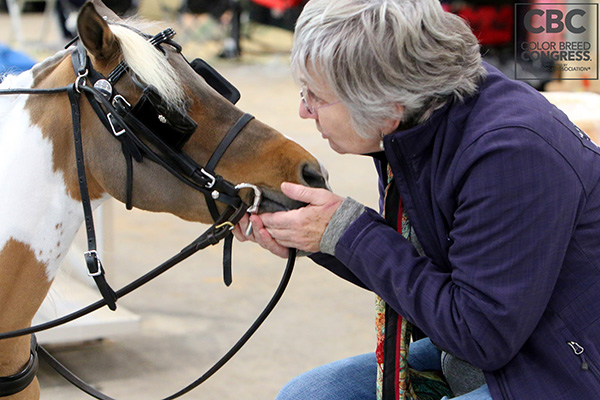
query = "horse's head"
xmin=63 ymin=0 xmax=327 ymax=223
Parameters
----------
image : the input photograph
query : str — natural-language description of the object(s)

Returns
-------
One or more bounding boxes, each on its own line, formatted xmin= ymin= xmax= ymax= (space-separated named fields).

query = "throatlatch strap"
xmin=68 ymin=85 xmax=118 ymax=311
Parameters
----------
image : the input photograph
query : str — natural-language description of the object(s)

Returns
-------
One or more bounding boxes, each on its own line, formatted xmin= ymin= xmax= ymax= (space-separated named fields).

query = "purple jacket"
xmin=311 ymin=64 xmax=600 ymax=399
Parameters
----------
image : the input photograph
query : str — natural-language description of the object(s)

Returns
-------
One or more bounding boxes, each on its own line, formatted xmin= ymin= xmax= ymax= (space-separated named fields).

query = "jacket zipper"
xmin=567 ymin=341 xmax=600 ymax=383
xmin=389 ymin=140 xmax=448 ymax=267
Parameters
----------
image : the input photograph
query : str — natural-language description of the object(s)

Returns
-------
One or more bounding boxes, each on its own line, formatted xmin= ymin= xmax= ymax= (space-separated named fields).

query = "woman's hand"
xmin=233 ymin=213 xmax=290 ymax=258
xmin=232 ymin=182 xmax=344 ymax=257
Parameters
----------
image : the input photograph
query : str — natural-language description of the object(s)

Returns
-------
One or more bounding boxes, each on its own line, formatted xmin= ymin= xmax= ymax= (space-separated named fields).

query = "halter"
xmin=0 ymin=27 xmax=296 ymax=399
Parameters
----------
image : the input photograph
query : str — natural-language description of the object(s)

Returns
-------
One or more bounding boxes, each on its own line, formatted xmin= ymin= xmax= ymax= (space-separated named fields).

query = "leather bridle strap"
xmin=67 ymin=84 xmax=118 ymax=311
xmin=0 ymin=204 xmax=249 ymax=342
xmin=0 ymin=36 xmax=294 ymax=399
xmin=204 ymin=113 xmax=255 ymax=220
xmin=69 ymin=42 xmax=245 ymax=213
xmin=35 ymin=249 xmax=296 ymax=400
xmin=75 ymin=78 xmax=245 ymax=209
xmin=72 ymin=54 xmax=253 ymax=287
xmin=202 ymin=112 xmax=255 ymax=286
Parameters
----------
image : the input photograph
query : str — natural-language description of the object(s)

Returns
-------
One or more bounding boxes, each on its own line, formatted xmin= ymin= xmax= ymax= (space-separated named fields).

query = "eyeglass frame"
xmin=300 ymin=87 xmax=341 ymax=115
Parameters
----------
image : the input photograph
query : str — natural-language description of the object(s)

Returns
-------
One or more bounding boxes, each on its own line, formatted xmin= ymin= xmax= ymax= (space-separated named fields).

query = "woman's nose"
xmin=299 ymin=101 xmax=316 ymax=120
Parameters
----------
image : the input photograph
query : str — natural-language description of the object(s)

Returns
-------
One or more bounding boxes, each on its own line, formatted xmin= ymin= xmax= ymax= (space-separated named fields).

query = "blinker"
xmin=131 ymin=86 xmax=197 ymax=150
xmin=190 ymin=58 xmax=241 ymax=105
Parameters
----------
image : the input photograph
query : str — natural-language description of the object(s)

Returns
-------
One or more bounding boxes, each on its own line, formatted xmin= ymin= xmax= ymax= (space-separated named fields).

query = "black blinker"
xmin=190 ymin=58 xmax=241 ymax=105
xmin=131 ymin=86 xmax=197 ymax=150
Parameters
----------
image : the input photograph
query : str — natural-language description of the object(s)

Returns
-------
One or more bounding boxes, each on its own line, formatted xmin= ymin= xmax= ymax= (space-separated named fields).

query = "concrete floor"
xmin=0 ymin=6 xmax=381 ymax=400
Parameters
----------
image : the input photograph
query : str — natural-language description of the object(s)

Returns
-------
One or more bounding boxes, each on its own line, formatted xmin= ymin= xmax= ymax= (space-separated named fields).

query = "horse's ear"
xmin=88 ymin=0 xmax=121 ymax=22
xmin=77 ymin=2 xmax=119 ymax=61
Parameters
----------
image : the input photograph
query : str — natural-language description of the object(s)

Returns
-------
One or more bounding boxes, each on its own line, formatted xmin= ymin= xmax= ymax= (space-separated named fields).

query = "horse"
xmin=0 ymin=1 xmax=327 ymax=398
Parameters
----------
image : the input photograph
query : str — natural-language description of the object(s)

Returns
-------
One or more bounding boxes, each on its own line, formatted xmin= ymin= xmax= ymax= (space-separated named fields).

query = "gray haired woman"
xmin=234 ymin=1 xmax=600 ymax=399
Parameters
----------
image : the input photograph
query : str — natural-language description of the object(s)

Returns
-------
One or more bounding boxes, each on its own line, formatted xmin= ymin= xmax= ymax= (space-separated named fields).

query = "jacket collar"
xmin=382 ymin=101 xmax=452 ymax=161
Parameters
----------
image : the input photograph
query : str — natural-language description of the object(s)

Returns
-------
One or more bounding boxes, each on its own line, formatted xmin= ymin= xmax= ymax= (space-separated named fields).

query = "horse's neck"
xmin=0 ymin=69 xmax=106 ymax=283
xmin=0 ymin=62 xmax=108 ymax=380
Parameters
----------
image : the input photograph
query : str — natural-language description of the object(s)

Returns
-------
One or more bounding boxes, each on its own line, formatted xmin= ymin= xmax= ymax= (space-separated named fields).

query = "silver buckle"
xmin=201 ymin=169 xmax=217 ymax=189
xmin=112 ymin=94 xmax=131 ymax=109
xmin=107 ymin=113 xmax=125 ymax=137
xmin=84 ymin=250 xmax=103 ymax=277
xmin=75 ymin=69 xmax=89 ymax=94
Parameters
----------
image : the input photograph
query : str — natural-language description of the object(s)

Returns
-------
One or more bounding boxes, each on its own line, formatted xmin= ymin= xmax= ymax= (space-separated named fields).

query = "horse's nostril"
xmin=301 ymin=162 xmax=328 ymax=189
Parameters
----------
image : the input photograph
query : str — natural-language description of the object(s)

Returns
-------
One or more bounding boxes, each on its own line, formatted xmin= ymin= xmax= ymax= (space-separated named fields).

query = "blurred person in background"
xmin=234 ymin=0 xmax=600 ymax=399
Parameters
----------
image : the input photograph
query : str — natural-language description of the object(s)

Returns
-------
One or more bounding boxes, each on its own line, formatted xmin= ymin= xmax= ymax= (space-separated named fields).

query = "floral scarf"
xmin=376 ymin=165 xmax=452 ymax=400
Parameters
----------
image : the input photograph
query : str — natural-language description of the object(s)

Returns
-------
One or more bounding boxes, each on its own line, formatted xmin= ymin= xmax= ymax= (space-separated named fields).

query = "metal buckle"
xmin=107 ymin=113 xmax=125 ymax=137
xmin=112 ymin=94 xmax=131 ymax=109
xmin=201 ymin=169 xmax=217 ymax=189
xmin=215 ymin=221 xmax=235 ymax=231
xmin=75 ymin=69 xmax=89 ymax=94
xmin=84 ymin=250 xmax=103 ymax=277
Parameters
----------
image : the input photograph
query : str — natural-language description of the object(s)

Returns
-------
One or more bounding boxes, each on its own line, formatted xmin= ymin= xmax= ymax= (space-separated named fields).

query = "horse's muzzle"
xmin=258 ymin=161 xmax=330 ymax=213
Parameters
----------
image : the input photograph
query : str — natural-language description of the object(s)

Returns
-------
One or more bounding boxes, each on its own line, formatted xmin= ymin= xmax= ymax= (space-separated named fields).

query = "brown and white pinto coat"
xmin=0 ymin=1 xmax=326 ymax=398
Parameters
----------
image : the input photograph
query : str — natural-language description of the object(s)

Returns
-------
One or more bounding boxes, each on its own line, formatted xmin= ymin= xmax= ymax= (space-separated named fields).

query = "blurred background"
xmin=0 ymin=1 xmax=598 ymax=399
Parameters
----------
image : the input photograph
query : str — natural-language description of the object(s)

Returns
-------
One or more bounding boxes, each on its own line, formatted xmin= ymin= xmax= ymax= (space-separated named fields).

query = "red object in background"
xmin=250 ymin=0 xmax=304 ymax=11
xmin=443 ymin=4 xmax=513 ymax=47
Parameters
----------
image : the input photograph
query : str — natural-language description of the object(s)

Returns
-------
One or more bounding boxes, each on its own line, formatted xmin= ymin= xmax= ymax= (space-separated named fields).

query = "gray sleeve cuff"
xmin=319 ymin=197 xmax=365 ymax=256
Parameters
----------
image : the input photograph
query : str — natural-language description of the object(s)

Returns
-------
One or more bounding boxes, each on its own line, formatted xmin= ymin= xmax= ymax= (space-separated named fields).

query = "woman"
xmin=234 ymin=0 xmax=600 ymax=399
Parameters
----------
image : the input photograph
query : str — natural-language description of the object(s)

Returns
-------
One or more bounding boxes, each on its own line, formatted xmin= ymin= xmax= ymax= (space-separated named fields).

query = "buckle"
xmin=200 ymin=168 xmax=217 ymax=189
xmin=215 ymin=221 xmax=235 ymax=231
xmin=84 ymin=250 xmax=103 ymax=277
xmin=107 ymin=113 xmax=125 ymax=137
xmin=74 ymin=69 xmax=88 ymax=94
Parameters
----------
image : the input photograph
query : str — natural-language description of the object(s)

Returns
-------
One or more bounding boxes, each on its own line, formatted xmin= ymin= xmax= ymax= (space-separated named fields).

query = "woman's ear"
xmin=382 ymin=104 xmax=404 ymax=136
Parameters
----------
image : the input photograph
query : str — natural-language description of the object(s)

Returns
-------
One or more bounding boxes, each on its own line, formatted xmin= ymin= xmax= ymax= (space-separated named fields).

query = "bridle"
xmin=0 ymin=26 xmax=296 ymax=399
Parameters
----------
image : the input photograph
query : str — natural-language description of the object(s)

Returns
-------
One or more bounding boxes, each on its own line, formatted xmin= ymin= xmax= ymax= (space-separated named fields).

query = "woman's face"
xmin=299 ymin=74 xmax=384 ymax=155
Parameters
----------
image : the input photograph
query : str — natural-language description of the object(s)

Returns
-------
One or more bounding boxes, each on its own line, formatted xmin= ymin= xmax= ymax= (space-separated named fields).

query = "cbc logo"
xmin=524 ymin=8 xmax=586 ymax=34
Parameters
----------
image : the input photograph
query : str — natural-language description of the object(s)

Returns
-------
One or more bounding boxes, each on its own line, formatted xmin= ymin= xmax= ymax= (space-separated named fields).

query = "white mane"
xmin=109 ymin=21 xmax=186 ymax=109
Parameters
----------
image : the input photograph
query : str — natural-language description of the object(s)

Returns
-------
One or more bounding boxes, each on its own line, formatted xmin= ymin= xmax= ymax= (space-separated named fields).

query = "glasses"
xmin=300 ymin=87 xmax=341 ymax=115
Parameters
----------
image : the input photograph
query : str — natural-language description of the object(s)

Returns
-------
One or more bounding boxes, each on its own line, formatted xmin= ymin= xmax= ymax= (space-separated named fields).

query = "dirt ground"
xmin=0 ymin=5 xmax=381 ymax=400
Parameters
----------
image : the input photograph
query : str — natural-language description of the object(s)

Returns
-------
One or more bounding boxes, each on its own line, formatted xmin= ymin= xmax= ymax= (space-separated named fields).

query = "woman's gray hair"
xmin=291 ymin=0 xmax=487 ymax=138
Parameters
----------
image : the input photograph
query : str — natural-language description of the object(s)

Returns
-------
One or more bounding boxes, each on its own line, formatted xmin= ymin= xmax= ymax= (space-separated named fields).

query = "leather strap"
xmin=67 ymin=85 xmax=118 ymax=311
xmin=202 ymin=113 xmax=254 ymax=286
xmin=35 ymin=248 xmax=296 ymax=400
xmin=0 ymin=28 xmax=292 ymax=400
xmin=0 ymin=336 xmax=39 ymax=397
xmin=38 ymin=345 xmax=115 ymax=400
xmin=205 ymin=113 xmax=254 ymax=172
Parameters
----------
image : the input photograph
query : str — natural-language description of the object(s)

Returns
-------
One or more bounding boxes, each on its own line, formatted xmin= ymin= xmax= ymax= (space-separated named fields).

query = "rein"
xmin=0 ymin=27 xmax=296 ymax=399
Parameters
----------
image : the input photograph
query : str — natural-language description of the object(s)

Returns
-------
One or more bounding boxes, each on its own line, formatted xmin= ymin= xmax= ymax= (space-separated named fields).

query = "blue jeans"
xmin=275 ymin=339 xmax=491 ymax=400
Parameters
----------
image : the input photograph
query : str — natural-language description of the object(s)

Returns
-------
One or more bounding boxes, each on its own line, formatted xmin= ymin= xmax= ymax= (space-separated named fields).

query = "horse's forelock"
xmin=108 ymin=21 xmax=186 ymax=110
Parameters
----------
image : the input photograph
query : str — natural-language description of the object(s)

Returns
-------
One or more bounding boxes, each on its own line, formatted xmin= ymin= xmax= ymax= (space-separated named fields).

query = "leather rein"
xmin=0 ymin=28 xmax=296 ymax=399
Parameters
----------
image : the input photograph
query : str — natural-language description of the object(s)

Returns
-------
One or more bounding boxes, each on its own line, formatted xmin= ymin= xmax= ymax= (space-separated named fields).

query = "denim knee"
xmin=275 ymin=353 xmax=377 ymax=400
xmin=408 ymin=338 xmax=442 ymax=371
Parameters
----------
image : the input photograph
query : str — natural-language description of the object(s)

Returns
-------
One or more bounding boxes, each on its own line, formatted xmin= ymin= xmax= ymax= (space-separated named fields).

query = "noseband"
xmin=0 ymin=27 xmax=296 ymax=400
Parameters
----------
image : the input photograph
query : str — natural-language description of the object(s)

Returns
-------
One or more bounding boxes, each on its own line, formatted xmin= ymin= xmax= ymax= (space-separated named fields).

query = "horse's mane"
xmin=109 ymin=19 xmax=186 ymax=110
